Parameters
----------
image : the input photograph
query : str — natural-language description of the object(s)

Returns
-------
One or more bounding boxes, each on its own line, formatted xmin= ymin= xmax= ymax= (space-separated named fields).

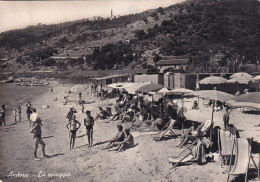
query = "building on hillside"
xmin=156 ymin=56 xmax=189 ymax=72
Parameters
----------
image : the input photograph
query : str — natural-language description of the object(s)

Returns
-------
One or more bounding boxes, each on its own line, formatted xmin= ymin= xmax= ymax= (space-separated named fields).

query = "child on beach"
xmin=67 ymin=106 xmax=77 ymax=122
xmin=84 ymin=111 xmax=94 ymax=147
xmin=66 ymin=115 xmax=81 ymax=150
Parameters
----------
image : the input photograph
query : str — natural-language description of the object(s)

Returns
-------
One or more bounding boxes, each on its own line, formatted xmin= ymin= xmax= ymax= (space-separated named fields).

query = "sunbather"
xmin=177 ymin=121 xmax=203 ymax=148
xmin=101 ymin=125 xmax=125 ymax=150
xmin=109 ymin=128 xmax=134 ymax=152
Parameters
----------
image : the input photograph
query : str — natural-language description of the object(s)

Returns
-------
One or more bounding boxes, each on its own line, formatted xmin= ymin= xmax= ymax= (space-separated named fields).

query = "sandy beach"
xmin=0 ymin=83 xmax=259 ymax=182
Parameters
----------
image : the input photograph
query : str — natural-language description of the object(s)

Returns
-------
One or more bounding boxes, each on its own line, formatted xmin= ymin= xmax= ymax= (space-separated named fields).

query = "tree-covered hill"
xmin=0 ymin=0 xmax=259 ymax=73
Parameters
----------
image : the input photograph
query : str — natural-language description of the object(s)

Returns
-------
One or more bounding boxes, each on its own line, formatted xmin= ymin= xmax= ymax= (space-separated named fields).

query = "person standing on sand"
xmin=0 ymin=105 xmax=6 ymax=126
xmin=17 ymin=106 xmax=22 ymax=122
xmin=223 ymin=107 xmax=230 ymax=129
xmin=29 ymin=117 xmax=47 ymax=160
xmin=66 ymin=115 xmax=81 ymax=150
xmin=13 ymin=107 xmax=17 ymax=124
xmin=79 ymin=91 xmax=82 ymax=102
xmin=84 ymin=111 xmax=94 ymax=147
xmin=50 ymin=87 xmax=54 ymax=94
xmin=25 ymin=101 xmax=32 ymax=127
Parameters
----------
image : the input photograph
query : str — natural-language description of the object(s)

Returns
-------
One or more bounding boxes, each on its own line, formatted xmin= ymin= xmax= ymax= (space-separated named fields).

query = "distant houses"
xmin=156 ymin=56 xmax=189 ymax=72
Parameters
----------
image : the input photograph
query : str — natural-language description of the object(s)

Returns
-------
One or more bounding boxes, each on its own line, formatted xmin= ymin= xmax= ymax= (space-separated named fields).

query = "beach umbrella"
xmin=124 ymin=82 xmax=151 ymax=94
xmin=226 ymin=76 xmax=252 ymax=92
xmin=157 ymin=87 xmax=171 ymax=94
xmin=186 ymin=89 xmax=235 ymax=102
xmin=199 ymin=76 xmax=227 ymax=85
xmin=226 ymin=92 xmax=260 ymax=109
xmin=230 ymin=72 xmax=253 ymax=79
xmin=252 ymin=75 xmax=260 ymax=81
xmin=167 ymin=88 xmax=195 ymax=95
xmin=136 ymin=83 xmax=164 ymax=94
xmin=186 ymin=89 xmax=235 ymax=149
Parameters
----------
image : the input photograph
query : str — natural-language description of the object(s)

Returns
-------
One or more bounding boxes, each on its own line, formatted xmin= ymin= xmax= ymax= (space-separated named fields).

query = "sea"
xmin=0 ymin=83 xmax=49 ymax=117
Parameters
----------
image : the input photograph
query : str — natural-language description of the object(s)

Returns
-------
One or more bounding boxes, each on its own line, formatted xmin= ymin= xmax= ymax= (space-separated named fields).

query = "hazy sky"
xmin=0 ymin=0 xmax=185 ymax=33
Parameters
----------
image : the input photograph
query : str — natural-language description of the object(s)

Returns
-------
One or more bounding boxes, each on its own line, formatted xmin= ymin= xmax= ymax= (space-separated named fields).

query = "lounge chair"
xmin=176 ymin=119 xmax=212 ymax=157
xmin=153 ymin=119 xmax=178 ymax=141
xmin=218 ymin=130 xmax=236 ymax=165
xmin=169 ymin=153 xmax=195 ymax=169
xmin=227 ymin=138 xmax=259 ymax=182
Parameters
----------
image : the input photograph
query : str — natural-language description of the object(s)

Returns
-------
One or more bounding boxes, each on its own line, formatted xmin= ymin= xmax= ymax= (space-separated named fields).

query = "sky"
xmin=0 ymin=0 xmax=185 ymax=33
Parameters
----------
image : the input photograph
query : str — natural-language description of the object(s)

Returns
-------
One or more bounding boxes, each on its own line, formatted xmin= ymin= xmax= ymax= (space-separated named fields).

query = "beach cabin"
xmin=164 ymin=73 xmax=196 ymax=89
xmin=90 ymin=74 xmax=129 ymax=88
xmin=134 ymin=73 xmax=164 ymax=85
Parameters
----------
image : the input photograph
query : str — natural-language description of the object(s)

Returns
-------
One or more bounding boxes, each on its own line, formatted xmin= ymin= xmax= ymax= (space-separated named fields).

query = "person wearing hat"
xmin=25 ymin=101 xmax=32 ymax=126
xmin=110 ymin=128 xmax=134 ymax=152
xmin=101 ymin=125 xmax=125 ymax=150
xmin=84 ymin=110 xmax=94 ymax=147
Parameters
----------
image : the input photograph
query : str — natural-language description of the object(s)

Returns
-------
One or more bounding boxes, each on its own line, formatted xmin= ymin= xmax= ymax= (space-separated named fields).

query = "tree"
xmin=43 ymin=58 xmax=56 ymax=66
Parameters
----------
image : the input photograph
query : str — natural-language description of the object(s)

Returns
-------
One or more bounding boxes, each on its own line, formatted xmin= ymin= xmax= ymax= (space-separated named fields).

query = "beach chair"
xmin=153 ymin=119 xmax=178 ymax=141
xmin=169 ymin=153 xmax=195 ymax=169
xmin=218 ymin=130 xmax=236 ymax=165
xmin=176 ymin=119 xmax=212 ymax=157
xmin=227 ymin=138 xmax=259 ymax=182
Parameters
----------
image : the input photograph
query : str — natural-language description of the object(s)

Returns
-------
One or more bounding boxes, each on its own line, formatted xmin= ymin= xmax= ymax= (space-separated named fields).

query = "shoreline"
xmin=0 ymin=82 xmax=259 ymax=182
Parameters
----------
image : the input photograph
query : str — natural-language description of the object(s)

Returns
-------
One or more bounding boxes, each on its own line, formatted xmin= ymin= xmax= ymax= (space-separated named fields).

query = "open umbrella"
xmin=167 ymin=88 xmax=195 ymax=95
xmin=230 ymin=72 xmax=253 ymax=79
xmin=226 ymin=76 xmax=252 ymax=92
xmin=226 ymin=92 xmax=260 ymax=109
xmin=124 ymin=82 xmax=151 ymax=94
xmin=186 ymin=89 xmax=235 ymax=149
xmin=157 ymin=87 xmax=171 ymax=94
xmin=136 ymin=83 xmax=164 ymax=94
xmin=199 ymin=76 xmax=227 ymax=85
xmin=252 ymin=75 xmax=260 ymax=81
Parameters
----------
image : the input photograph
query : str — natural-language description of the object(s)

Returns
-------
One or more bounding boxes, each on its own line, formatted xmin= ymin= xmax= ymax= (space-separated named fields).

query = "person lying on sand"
xmin=84 ymin=110 xmax=94 ymax=147
xmin=101 ymin=125 xmax=125 ymax=150
xmin=177 ymin=121 xmax=203 ymax=148
xmin=108 ymin=128 xmax=134 ymax=152
xmin=66 ymin=115 xmax=81 ymax=150
xmin=29 ymin=118 xmax=47 ymax=160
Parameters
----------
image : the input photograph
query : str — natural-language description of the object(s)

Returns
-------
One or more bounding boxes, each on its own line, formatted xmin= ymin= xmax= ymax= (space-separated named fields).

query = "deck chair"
xmin=153 ymin=119 xmax=177 ymax=141
xmin=218 ymin=130 xmax=236 ymax=165
xmin=227 ymin=138 xmax=259 ymax=182
xmin=177 ymin=119 xmax=212 ymax=157
xmin=169 ymin=153 xmax=195 ymax=169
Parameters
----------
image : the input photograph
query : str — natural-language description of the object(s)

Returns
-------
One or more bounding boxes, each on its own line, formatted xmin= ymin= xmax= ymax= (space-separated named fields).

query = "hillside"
xmin=0 ymin=0 xmax=259 ymax=73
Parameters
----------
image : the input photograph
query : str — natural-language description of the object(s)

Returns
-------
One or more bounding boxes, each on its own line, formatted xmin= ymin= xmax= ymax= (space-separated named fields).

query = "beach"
xmin=0 ymin=83 xmax=259 ymax=182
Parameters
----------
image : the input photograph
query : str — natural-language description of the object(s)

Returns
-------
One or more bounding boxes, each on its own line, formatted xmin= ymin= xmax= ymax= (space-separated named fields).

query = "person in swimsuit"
xmin=84 ymin=111 xmax=94 ymax=147
xmin=17 ymin=106 xmax=22 ymax=122
xmin=25 ymin=101 xmax=32 ymax=127
xmin=66 ymin=115 xmax=81 ymax=150
xmin=101 ymin=125 xmax=125 ymax=150
xmin=177 ymin=121 xmax=202 ymax=148
xmin=0 ymin=105 xmax=6 ymax=126
xmin=109 ymin=128 xmax=134 ymax=152
xmin=29 ymin=118 xmax=47 ymax=160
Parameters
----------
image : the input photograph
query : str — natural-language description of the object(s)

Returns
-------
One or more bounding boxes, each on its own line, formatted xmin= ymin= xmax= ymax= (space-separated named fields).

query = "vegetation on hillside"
xmin=0 ymin=0 xmax=259 ymax=73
